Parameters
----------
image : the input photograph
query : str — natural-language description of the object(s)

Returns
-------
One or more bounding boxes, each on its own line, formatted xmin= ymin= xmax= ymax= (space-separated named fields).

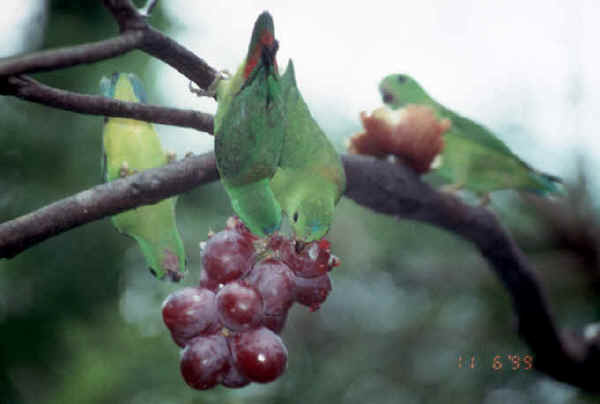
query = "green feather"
xmin=101 ymin=73 xmax=186 ymax=281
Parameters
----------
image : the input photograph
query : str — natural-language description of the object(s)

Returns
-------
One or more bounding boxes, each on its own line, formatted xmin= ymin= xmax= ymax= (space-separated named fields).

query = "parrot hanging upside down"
xmin=101 ymin=72 xmax=186 ymax=281
xmin=378 ymin=74 xmax=564 ymax=199
xmin=213 ymin=11 xmax=285 ymax=238
xmin=270 ymin=60 xmax=346 ymax=242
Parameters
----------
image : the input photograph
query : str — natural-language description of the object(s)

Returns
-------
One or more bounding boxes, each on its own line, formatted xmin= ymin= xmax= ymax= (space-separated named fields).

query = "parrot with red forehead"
xmin=214 ymin=11 xmax=285 ymax=237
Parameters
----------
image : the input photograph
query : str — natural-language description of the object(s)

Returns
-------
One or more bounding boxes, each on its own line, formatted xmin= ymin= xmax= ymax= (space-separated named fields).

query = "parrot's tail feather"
xmin=530 ymin=171 xmax=566 ymax=196
xmin=541 ymin=172 xmax=562 ymax=184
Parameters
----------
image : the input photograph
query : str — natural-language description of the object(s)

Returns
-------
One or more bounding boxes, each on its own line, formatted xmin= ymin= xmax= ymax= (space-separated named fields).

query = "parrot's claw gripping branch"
xmin=139 ymin=0 xmax=159 ymax=17
xmin=439 ymin=182 xmax=465 ymax=195
xmin=1 ymin=0 xmax=599 ymax=393
xmin=189 ymin=70 xmax=230 ymax=99
xmin=188 ymin=81 xmax=215 ymax=99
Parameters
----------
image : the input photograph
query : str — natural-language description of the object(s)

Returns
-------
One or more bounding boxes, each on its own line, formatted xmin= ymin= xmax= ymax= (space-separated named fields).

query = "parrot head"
xmin=379 ymin=74 xmax=431 ymax=109
xmin=244 ymin=11 xmax=279 ymax=81
xmin=289 ymin=195 xmax=335 ymax=242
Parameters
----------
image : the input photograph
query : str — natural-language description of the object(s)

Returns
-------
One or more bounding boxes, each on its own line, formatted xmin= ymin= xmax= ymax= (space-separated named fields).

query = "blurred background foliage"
xmin=1 ymin=1 xmax=600 ymax=403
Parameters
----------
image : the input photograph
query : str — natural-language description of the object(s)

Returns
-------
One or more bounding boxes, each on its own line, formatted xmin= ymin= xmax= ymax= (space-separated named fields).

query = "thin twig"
xmin=1 ymin=75 xmax=214 ymax=133
xmin=0 ymin=0 xmax=217 ymax=92
xmin=0 ymin=32 xmax=143 ymax=76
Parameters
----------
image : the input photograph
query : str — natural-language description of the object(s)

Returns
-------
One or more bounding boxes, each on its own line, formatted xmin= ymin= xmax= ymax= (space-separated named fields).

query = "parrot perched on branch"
xmin=270 ymin=61 xmax=346 ymax=241
xmin=101 ymin=72 xmax=186 ymax=281
xmin=379 ymin=74 xmax=563 ymax=198
xmin=213 ymin=11 xmax=285 ymax=237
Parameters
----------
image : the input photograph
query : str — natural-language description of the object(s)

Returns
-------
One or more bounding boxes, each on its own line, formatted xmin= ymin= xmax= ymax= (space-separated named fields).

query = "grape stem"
xmin=0 ymin=0 xmax=599 ymax=393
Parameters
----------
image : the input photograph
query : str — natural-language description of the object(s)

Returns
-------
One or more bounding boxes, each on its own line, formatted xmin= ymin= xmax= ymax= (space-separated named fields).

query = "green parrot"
xmin=270 ymin=61 xmax=346 ymax=242
xmin=379 ymin=74 xmax=563 ymax=197
xmin=214 ymin=11 xmax=285 ymax=237
xmin=101 ymin=72 xmax=186 ymax=281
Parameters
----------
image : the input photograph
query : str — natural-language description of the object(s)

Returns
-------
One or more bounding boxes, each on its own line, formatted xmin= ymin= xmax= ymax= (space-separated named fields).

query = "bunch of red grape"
xmin=162 ymin=217 xmax=340 ymax=390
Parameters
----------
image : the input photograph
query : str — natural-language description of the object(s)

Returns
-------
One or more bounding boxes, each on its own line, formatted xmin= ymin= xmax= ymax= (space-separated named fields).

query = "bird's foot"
xmin=118 ymin=161 xmax=137 ymax=177
xmin=166 ymin=151 xmax=177 ymax=163
xmin=119 ymin=161 xmax=130 ymax=177
xmin=478 ymin=193 xmax=491 ymax=207
xmin=440 ymin=183 xmax=464 ymax=196
xmin=189 ymin=70 xmax=230 ymax=98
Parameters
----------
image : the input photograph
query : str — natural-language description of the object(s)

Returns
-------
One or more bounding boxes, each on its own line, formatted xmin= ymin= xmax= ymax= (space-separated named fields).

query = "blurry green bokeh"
xmin=1 ymin=3 xmax=599 ymax=404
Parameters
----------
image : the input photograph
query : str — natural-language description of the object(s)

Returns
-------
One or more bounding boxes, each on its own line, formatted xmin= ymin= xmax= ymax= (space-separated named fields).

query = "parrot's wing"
xmin=442 ymin=108 xmax=514 ymax=157
xmin=216 ymin=63 xmax=285 ymax=186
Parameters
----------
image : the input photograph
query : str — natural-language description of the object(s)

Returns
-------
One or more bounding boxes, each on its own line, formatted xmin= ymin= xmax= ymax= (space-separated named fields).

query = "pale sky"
xmin=4 ymin=0 xmax=600 ymax=190
xmin=0 ymin=0 xmax=45 ymax=57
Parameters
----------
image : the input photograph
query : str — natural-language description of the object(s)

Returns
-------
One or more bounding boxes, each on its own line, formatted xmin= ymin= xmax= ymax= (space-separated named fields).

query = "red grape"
xmin=180 ymin=335 xmax=230 ymax=390
xmin=162 ymin=287 xmax=219 ymax=347
xmin=216 ymin=282 xmax=263 ymax=331
xmin=202 ymin=230 xmax=255 ymax=283
xmin=222 ymin=363 xmax=250 ymax=388
xmin=199 ymin=269 xmax=221 ymax=292
xmin=166 ymin=219 xmax=340 ymax=390
xmin=245 ymin=258 xmax=294 ymax=316
xmin=226 ymin=216 xmax=259 ymax=243
xmin=280 ymin=239 xmax=332 ymax=278
xmin=262 ymin=312 xmax=288 ymax=334
xmin=266 ymin=233 xmax=286 ymax=251
xmin=230 ymin=327 xmax=288 ymax=383
xmin=293 ymin=274 xmax=332 ymax=311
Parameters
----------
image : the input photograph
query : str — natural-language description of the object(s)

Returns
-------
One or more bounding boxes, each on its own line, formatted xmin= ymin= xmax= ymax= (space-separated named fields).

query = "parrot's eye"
xmin=397 ymin=75 xmax=407 ymax=83
xmin=292 ymin=212 xmax=299 ymax=223
xmin=382 ymin=91 xmax=394 ymax=104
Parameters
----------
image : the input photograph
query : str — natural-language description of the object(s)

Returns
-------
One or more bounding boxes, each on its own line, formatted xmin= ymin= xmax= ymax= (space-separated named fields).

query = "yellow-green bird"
xmin=270 ymin=61 xmax=346 ymax=241
xmin=379 ymin=74 xmax=564 ymax=198
xmin=101 ymin=72 xmax=186 ymax=281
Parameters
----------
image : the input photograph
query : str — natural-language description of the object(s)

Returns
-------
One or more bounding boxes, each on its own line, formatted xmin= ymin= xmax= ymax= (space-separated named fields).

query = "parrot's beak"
xmin=381 ymin=89 xmax=395 ymax=105
xmin=261 ymin=39 xmax=279 ymax=68
xmin=294 ymin=239 xmax=306 ymax=253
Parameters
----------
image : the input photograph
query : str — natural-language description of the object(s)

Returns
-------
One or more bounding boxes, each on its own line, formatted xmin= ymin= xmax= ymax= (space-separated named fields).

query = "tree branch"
xmin=0 ymin=75 xmax=214 ymax=133
xmin=0 ymin=153 xmax=218 ymax=259
xmin=343 ymin=154 xmax=600 ymax=391
xmin=0 ymin=32 xmax=144 ymax=76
